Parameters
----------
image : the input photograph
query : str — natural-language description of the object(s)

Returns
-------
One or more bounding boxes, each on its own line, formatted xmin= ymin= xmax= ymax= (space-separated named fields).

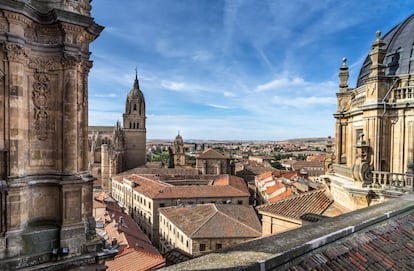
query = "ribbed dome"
xmin=357 ymin=13 xmax=414 ymax=87
xmin=127 ymin=74 xmax=144 ymax=100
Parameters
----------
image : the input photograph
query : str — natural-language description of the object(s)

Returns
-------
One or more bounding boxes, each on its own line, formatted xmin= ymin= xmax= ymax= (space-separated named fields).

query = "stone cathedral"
xmin=0 ymin=0 xmax=115 ymax=270
xmin=89 ymin=72 xmax=147 ymax=189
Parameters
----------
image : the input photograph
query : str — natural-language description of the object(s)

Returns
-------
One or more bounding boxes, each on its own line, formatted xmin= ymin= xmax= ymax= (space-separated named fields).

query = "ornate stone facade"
xmin=325 ymin=14 xmax=414 ymax=210
xmin=0 ymin=1 xmax=115 ymax=270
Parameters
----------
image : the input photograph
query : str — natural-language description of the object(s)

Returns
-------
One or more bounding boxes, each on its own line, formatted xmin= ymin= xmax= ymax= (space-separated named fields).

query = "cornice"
xmin=0 ymin=1 xmax=103 ymax=38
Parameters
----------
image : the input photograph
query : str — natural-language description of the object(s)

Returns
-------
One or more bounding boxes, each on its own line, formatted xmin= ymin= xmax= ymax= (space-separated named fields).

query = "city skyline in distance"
xmin=88 ymin=0 xmax=414 ymax=141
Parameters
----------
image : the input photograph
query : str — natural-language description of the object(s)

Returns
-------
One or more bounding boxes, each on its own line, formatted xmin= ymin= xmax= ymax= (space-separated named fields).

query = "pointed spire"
xmin=133 ymin=67 xmax=140 ymax=89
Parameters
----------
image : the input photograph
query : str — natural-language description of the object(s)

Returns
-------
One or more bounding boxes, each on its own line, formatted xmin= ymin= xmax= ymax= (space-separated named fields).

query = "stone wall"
xmin=0 ymin=1 xmax=113 ymax=269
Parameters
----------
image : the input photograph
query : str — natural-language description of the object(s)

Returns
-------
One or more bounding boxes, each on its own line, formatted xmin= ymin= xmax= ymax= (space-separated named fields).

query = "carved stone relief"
xmin=29 ymin=57 xmax=61 ymax=141
xmin=3 ymin=43 xmax=30 ymax=64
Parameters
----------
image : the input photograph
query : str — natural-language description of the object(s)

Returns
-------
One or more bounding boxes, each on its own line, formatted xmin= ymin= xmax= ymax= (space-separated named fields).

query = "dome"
xmin=127 ymin=73 xmax=144 ymax=100
xmin=174 ymin=134 xmax=183 ymax=145
xmin=357 ymin=13 xmax=414 ymax=87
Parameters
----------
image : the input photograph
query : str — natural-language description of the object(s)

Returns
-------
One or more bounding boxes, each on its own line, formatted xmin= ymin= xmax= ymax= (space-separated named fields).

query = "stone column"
xmin=78 ymin=61 xmax=92 ymax=172
xmin=62 ymin=55 xmax=79 ymax=174
xmin=4 ymin=43 xmax=29 ymax=176
xmin=101 ymin=144 xmax=109 ymax=188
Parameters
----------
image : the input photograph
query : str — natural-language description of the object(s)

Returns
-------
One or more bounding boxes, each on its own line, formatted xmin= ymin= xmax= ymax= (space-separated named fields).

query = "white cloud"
xmin=272 ymin=96 xmax=337 ymax=107
xmin=256 ymin=76 xmax=306 ymax=92
xmin=224 ymin=91 xmax=237 ymax=97
xmin=94 ymin=93 xmax=117 ymax=98
xmin=207 ymin=104 xmax=231 ymax=109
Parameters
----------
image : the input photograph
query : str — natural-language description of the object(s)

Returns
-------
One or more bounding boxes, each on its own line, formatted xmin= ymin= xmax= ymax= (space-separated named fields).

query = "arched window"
xmin=137 ymin=123 xmax=139 ymax=129
xmin=129 ymin=122 xmax=132 ymax=129
xmin=133 ymin=104 xmax=137 ymax=111
xmin=133 ymin=123 xmax=136 ymax=129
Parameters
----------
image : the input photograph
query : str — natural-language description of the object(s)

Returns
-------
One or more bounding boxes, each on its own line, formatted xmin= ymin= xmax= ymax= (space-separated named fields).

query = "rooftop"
xmin=159 ymin=203 xmax=261 ymax=239
xmin=113 ymin=174 xmax=249 ymax=199
xmin=160 ymin=194 xmax=414 ymax=271
xmin=196 ymin=148 xmax=230 ymax=159
xmin=256 ymin=189 xmax=333 ymax=220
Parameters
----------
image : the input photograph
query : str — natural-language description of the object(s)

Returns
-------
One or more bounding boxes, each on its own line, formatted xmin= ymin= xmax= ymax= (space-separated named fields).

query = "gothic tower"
xmin=122 ymin=72 xmax=147 ymax=170
xmin=0 ymin=1 xmax=114 ymax=269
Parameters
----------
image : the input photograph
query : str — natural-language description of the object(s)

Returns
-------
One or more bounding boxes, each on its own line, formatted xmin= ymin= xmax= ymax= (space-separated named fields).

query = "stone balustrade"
xmin=372 ymin=171 xmax=414 ymax=191
xmin=392 ymin=86 xmax=414 ymax=100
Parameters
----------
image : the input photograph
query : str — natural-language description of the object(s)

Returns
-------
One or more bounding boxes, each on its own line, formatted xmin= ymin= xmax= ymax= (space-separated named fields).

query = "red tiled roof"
xmin=287 ymin=212 xmax=414 ymax=270
xmin=281 ymin=171 xmax=298 ymax=180
xmin=213 ymin=175 xmax=249 ymax=194
xmin=106 ymin=248 xmax=165 ymax=271
xmin=256 ymin=189 xmax=333 ymax=220
xmin=98 ymin=201 xmax=161 ymax=256
xmin=196 ymin=148 xmax=230 ymax=159
xmin=95 ymin=191 xmax=111 ymax=202
xmin=159 ymin=204 xmax=261 ymax=239
xmin=114 ymin=174 xmax=249 ymax=199
xmin=257 ymin=171 xmax=273 ymax=180
xmin=268 ymin=188 xmax=295 ymax=203
xmin=265 ymin=183 xmax=285 ymax=195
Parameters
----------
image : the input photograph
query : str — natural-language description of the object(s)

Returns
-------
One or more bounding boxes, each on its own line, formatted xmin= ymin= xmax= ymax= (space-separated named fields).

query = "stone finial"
xmin=369 ymin=30 xmax=386 ymax=76
xmin=376 ymin=30 xmax=382 ymax=42
xmin=339 ymin=57 xmax=349 ymax=90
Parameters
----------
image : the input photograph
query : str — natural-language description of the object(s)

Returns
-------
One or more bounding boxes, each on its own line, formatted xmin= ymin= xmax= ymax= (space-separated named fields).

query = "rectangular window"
xmin=216 ymin=243 xmax=222 ymax=250
xmin=199 ymin=244 xmax=206 ymax=251
xmin=160 ymin=203 xmax=165 ymax=207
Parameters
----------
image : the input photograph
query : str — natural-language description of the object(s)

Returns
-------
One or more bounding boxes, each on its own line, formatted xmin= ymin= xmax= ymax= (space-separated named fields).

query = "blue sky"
xmin=88 ymin=0 xmax=414 ymax=141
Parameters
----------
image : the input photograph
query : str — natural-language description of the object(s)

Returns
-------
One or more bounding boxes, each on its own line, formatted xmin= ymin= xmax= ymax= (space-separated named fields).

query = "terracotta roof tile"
xmin=256 ymin=189 xmax=333 ymax=220
xmin=257 ymin=171 xmax=273 ymax=180
xmin=105 ymin=248 xmax=165 ymax=271
xmin=159 ymin=204 xmax=261 ymax=239
xmin=99 ymin=201 xmax=160 ymax=255
xmin=268 ymin=188 xmax=295 ymax=203
xmin=196 ymin=148 xmax=230 ymax=159
xmin=287 ymin=212 xmax=414 ymax=271
xmin=265 ymin=183 xmax=285 ymax=195
xmin=113 ymin=174 xmax=249 ymax=199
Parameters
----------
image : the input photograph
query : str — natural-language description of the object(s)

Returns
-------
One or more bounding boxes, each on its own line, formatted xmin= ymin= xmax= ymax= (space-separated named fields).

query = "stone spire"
xmin=339 ymin=57 xmax=349 ymax=91
xmin=134 ymin=67 xmax=140 ymax=90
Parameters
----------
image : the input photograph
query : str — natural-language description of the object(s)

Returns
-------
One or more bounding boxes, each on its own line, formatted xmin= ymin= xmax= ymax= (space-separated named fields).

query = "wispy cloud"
xmin=207 ymin=104 xmax=232 ymax=109
xmin=272 ymin=96 xmax=337 ymax=107
xmin=94 ymin=93 xmax=117 ymax=98
xmin=160 ymin=80 xmax=206 ymax=92
xmin=88 ymin=0 xmax=414 ymax=140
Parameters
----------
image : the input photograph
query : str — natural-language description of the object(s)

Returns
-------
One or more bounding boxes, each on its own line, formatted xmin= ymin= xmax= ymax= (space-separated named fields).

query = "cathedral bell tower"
xmin=173 ymin=133 xmax=186 ymax=167
xmin=122 ymin=71 xmax=147 ymax=170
